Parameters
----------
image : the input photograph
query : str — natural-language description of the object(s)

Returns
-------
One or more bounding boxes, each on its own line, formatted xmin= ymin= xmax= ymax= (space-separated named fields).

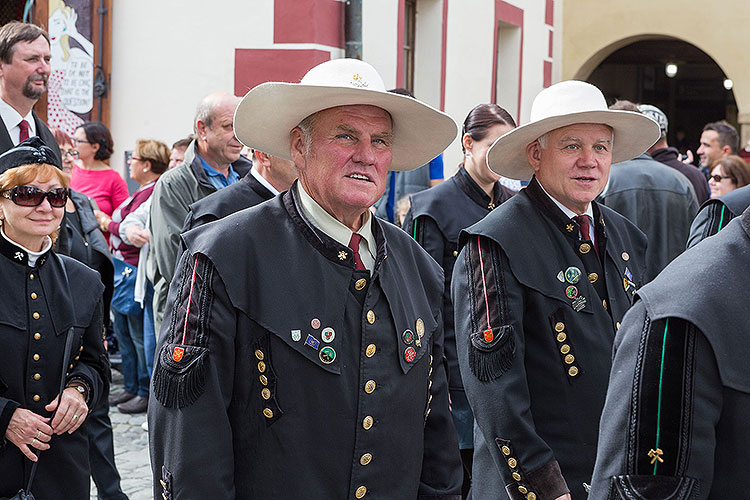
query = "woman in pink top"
xmin=70 ymin=122 xmax=129 ymax=222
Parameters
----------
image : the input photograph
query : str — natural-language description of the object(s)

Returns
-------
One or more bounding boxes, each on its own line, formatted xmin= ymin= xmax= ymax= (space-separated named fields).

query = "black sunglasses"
xmin=709 ymin=174 xmax=733 ymax=183
xmin=1 ymin=186 xmax=69 ymax=208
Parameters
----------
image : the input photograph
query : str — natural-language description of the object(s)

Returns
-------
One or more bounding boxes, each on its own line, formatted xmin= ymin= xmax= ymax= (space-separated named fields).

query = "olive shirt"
xmin=452 ymin=177 xmax=647 ymax=500
xmin=148 ymin=182 xmax=462 ymax=499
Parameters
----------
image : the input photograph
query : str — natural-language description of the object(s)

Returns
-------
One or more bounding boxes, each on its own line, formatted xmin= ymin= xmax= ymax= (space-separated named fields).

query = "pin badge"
xmin=622 ymin=252 xmax=630 ymax=261
xmin=338 ymin=251 xmax=348 ymax=261
xmin=483 ymin=329 xmax=494 ymax=342
xmin=415 ymin=337 xmax=422 ymax=347
xmin=624 ymin=267 xmax=633 ymax=281
xmin=556 ymin=271 xmax=565 ymax=283
xmin=565 ymin=267 xmax=581 ymax=284
xmin=623 ymin=278 xmax=630 ymax=291
xmin=321 ymin=327 xmax=335 ymax=343
xmin=172 ymin=346 xmax=184 ymax=362
xmin=304 ymin=334 xmax=321 ymax=350
xmin=404 ymin=347 xmax=416 ymax=362
xmin=416 ymin=318 xmax=425 ymax=337
xmin=565 ymin=286 xmax=578 ymax=299
xmin=291 ymin=329 xmax=302 ymax=342
xmin=319 ymin=346 xmax=336 ymax=364
xmin=311 ymin=318 xmax=321 ymax=329
xmin=402 ymin=329 xmax=415 ymax=345
xmin=571 ymin=296 xmax=587 ymax=312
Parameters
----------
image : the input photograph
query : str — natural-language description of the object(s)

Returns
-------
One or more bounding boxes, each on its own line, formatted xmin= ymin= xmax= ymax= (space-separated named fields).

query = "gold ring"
xmin=35 ymin=431 xmax=41 ymax=440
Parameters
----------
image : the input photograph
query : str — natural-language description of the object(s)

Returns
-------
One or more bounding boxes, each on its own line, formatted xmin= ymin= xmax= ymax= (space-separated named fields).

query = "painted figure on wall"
xmin=48 ymin=0 xmax=94 ymax=135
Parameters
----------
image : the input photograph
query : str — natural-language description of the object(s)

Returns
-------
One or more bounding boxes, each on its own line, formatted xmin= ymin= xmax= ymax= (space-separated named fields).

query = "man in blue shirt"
xmin=149 ymin=91 xmax=251 ymax=336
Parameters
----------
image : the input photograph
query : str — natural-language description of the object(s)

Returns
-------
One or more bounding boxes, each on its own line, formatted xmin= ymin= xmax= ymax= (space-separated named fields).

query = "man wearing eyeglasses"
xmin=0 ymin=22 xmax=60 ymax=163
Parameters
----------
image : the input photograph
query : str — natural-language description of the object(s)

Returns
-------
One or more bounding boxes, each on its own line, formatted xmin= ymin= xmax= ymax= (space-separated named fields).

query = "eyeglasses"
xmin=1 ymin=186 xmax=69 ymax=208
xmin=73 ymin=138 xmax=91 ymax=145
xmin=63 ymin=150 xmax=79 ymax=159
xmin=130 ymin=156 xmax=144 ymax=162
xmin=709 ymin=174 xmax=733 ymax=183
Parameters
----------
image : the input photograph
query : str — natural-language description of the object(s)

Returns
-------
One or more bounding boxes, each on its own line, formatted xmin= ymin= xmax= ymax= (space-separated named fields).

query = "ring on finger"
xmin=35 ymin=430 xmax=41 ymax=440
xmin=72 ymin=414 xmax=79 ymax=420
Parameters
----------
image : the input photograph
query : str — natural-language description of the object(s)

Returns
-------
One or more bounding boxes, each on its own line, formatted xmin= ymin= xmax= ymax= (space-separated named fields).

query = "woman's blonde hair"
xmin=0 ymin=164 xmax=70 ymax=243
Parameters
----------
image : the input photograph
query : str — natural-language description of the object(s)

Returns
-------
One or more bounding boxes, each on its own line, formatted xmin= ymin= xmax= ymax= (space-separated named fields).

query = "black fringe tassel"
xmin=153 ymin=346 xmax=208 ymax=409
xmin=469 ymin=333 xmax=515 ymax=383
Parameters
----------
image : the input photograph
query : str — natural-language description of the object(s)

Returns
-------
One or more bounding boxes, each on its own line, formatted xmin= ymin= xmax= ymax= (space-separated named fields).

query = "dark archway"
xmin=587 ymin=38 xmax=736 ymax=156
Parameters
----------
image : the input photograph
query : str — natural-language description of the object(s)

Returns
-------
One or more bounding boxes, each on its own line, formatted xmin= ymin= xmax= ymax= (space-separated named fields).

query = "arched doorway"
xmin=581 ymin=37 xmax=737 ymax=157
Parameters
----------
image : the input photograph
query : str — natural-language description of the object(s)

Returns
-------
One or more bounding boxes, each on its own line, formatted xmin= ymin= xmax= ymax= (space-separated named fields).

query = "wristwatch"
xmin=67 ymin=380 xmax=89 ymax=403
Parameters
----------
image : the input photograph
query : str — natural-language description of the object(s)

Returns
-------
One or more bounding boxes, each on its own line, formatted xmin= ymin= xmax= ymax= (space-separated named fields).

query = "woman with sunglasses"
xmin=708 ymin=155 xmax=750 ymax=199
xmin=0 ymin=138 xmax=108 ymax=499
xmin=70 ymin=122 xmax=128 ymax=239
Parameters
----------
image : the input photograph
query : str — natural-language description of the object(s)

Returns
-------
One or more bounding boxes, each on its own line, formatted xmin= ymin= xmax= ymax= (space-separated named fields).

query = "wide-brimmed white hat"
xmin=233 ymin=58 xmax=457 ymax=171
xmin=486 ymin=80 xmax=660 ymax=180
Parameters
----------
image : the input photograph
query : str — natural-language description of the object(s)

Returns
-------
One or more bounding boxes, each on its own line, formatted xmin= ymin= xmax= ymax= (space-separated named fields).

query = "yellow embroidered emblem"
xmin=648 ymin=448 xmax=664 ymax=464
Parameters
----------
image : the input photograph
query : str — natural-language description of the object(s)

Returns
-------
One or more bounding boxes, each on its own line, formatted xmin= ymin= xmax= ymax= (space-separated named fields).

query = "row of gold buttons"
xmin=500 ymin=444 xmax=537 ymax=500
xmin=554 ymin=322 xmax=578 ymax=377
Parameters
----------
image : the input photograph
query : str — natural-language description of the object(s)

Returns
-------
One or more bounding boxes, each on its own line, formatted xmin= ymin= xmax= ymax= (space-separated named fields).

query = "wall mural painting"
xmin=48 ymin=0 xmax=93 ymax=135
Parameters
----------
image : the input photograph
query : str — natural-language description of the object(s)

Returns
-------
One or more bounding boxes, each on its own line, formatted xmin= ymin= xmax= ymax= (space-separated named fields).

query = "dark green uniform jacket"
xmin=182 ymin=171 xmax=275 ymax=231
xmin=148 ymin=184 xmax=462 ymax=499
xmin=403 ymin=166 xmax=514 ymax=448
xmin=452 ymin=177 xmax=647 ymax=500
xmin=589 ymin=207 xmax=750 ymax=500
xmin=0 ymin=236 xmax=106 ymax=500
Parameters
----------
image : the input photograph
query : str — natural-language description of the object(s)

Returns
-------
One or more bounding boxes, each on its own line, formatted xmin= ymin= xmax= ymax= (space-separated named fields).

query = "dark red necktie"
xmin=574 ymin=215 xmax=599 ymax=258
xmin=348 ymin=233 xmax=366 ymax=270
xmin=18 ymin=120 xmax=30 ymax=143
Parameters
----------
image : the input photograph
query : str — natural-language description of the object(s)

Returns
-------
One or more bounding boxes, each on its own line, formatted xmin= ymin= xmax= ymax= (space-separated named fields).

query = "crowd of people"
xmin=1 ymin=19 xmax=749 ymax=500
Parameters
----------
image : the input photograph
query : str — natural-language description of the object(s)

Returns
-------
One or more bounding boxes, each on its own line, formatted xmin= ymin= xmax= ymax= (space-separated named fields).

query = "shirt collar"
xmin=198 ymin=154 xmax=240 ymax=188
xmin=0 ymin=98 xmax=36 ymax=145
xmin=537 ymin=180 xmax=594 ymax=220
xmin=295 ymin=182 xmax=376 ymax=262
xmin=250 ymin=167 xmax=279 ymax=195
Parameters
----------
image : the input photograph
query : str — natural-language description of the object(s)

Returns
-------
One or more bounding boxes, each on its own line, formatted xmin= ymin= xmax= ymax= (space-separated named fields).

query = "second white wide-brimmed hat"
xmin=486 ymin=80 xmax=660 ymax=180
xmin=233 ymin=58 xmax=457 ymax=171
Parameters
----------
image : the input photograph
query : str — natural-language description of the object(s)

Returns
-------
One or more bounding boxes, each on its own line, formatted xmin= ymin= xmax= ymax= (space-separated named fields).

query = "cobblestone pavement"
xmin=90 ymin=369 xmax=153 ymax=500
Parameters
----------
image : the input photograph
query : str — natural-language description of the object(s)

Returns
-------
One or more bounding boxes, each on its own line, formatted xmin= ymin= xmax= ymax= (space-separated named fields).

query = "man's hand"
xmin=45 ymin=387 xmax=88 ymax=435
xmin=125 ymin=225 xmax=150 ymax=247
xmin=5 ymin=408 xmax=54 ymax=461
xmin=683 ymin=150 xmax=694 ymax=165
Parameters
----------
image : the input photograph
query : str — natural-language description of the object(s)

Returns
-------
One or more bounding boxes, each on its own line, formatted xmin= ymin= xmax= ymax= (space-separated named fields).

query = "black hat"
xmin=0 ymin=137 xmax=62 ymax=175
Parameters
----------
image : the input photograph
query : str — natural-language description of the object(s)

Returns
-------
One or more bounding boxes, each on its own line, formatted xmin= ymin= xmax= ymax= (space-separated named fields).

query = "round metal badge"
xmin=404 ymin=347 xmax=416 ymax=363
xmin=321 ymin=327 xmax=335 ymax=343
xmin=319 ymin=346 xmax=336 ymax=364
xmin=564 ymin=266 xmax=581 ymax=284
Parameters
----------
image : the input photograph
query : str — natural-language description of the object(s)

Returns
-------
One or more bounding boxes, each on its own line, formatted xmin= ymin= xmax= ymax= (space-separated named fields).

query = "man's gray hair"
xmin=194 ymin=99 xmax=215 ymax=133
xmin=296 ymin=112 xmax=319 ymax=154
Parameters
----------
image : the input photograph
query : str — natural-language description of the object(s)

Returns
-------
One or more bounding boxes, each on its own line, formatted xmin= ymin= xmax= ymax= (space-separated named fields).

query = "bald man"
xmin=148 ymin=92 xmax=252 ymax=336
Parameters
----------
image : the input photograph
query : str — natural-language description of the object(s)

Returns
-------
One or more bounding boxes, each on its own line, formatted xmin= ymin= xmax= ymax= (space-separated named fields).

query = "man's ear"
xmin=526 ymin=141 xmax=543 ymax=174
xmin=722 ymin=145 xmax=733 ymax=157
xmin=254 ymin=150 xmax=272 ymax=167
xmin=290 ymin=127 xmax=306 ymax=168
xmin=195 ymin=120 xmax=208 ymax=140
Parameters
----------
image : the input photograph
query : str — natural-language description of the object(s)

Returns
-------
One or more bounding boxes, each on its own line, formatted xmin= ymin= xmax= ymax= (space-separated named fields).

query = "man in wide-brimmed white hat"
xmin=148 ymin=58 xmax=463 ymax=499
xmin=451 ymin=80 xmax=659 ymax=500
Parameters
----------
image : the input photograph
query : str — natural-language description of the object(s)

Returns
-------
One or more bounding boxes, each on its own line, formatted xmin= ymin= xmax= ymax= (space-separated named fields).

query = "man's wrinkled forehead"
xmin=546 ymin=123 xmax=614 ymax=143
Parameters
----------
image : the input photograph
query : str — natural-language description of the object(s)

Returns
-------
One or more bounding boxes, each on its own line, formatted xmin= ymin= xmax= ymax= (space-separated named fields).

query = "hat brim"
xmin=234 ymin=83 xmax=457 ymax=171
xmin=486 ymin=110 xmax=661 ymax=180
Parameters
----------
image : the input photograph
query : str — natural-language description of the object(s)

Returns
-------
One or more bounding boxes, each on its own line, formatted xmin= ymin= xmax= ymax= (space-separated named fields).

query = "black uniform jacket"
xmin=182 ymin=171 xmax=275 ymax=231
xmin=452 ymin=177 xmax=647 ymax=500
xmin=149 ymin=185 xmax=462 ymax=500
xmin=590 ymin=207 xmax=750 ymax=500
xmin=686 ymin=183 xmax=750 ymax=248
xmin=403 ymin=166 xmax=515 ymax=393
xmin=0 ymin=236 xmax=107 ymax=500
